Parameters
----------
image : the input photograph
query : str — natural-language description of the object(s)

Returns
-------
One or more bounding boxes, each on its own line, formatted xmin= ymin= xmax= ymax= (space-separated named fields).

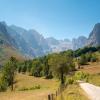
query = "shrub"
xmin=85 ymin=53 xmax=92 ymax=62
xmin=0 ymin=78 xmax=7 ymax=92
xmin=45 ymin=72 xmax=53 ymax=79
xmin=18 ymin=87 xmax=29 ymax=91
xmin=67 ymin=78 xmax=75 ymax=84
xmin=74 ymin=71 xmax=89 ymax=82
xmin=34 ymin=85 xmax=41 ymax=89
xmin=79 ymin=55 xmax=88 ymax=65
xmin=30 ymin=85 xmax=41 ymax=90
xmin=18 ymin=85 xmax=41 ymax=91
xmin=91 ymin=55 xmax=97 ymax=62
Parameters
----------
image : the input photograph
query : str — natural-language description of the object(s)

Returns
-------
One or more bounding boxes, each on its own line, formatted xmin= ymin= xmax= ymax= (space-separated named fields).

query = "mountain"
xmin=9 ymin=24 xmax=88 ymax=54
xmin=10 ymin=25 xmax=51 ymax=56
xmin=0 ymin=22 xmax=25 ymax=64
xmin=87 ymin=23 xmax=100 ymax=46
xmin=0 ymin=22 xmax=17 ymax=47
xmin=46 ymin=37 xmax=72 ymax=52
xmin=0 ymin=21 xmax=99 ymax=60
xmin=0 ymin=22 xmax=34 ymax=59
xmin=0 ymin=21 xmax=88 ymax=58
xmin=46 ymin=37 xmax=60 ymax=46
xmin=72 ymin=36 xmax=87 ymax=50
xmin=0 ymin=22 xmax=51 ymax=58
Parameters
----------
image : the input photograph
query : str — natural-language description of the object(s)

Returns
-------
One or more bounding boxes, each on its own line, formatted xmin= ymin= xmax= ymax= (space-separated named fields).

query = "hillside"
xmin=0 ymin=45 xmax=25 ymax=65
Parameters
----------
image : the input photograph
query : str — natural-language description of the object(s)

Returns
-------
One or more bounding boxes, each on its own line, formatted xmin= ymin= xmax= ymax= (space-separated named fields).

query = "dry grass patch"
xmin=0 ymin=73 xmax=59 ymax=100
xmin=79 ymin=62 xmax=100 ymax=74
xmin=0 ymin=90 xmax=50 ymax=100
xmin=57 ymin=84 xmax=89 ymax=100
xmin=14 ymin=73 xmax=59 ymax=92
xmin=78 ymin=62 xmax=100 ymax=86
xmin=88 ymin=73 xmax=100 ymax=86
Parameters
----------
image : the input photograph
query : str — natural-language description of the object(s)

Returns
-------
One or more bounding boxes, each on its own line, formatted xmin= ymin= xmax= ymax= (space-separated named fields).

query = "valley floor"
xmin=0 ymin=73 xmax=59 ymax=100
xmin=0 ymin=73 xmax=88 ymax=100
xmin=0 ymin=62 xmax=100 ymax=100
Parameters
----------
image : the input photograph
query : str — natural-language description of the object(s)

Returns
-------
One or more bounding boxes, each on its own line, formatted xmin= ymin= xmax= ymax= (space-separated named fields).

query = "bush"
xmin=18 ymin=87 xmax=29 ymax=91
xmin=67 ymin=78 xmax=75 ymax=85
xmin=91 ymin=55 xmax=97 ymax=62
xmin=34 ymin=85 xmax=41 ymax=89
xmin=18 ymin=85 xmax=41 ymax=91
xmin=45 ymin=72 xmax=53 ymax=79
xmin=79 ymin=55 xmax=88 ymax=65
xmin=85 ymin=53 xmax=92 ymax=62
xmin=74 ymin=71 xmax=89 ymax=82
xmin=0 ymin=79 xmax=7 ymax=92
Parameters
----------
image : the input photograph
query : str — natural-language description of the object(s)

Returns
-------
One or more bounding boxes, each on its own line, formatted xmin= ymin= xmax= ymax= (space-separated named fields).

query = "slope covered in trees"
xmin=0 ymin=46 xmax=100 ymax=92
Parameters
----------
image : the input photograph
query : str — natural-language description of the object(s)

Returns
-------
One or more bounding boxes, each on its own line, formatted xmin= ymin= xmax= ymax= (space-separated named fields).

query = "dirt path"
xmin=79 ymin=81 xmax=100 ymax=100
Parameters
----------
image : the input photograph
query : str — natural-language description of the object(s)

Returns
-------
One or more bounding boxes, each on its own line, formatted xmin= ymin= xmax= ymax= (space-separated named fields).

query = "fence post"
xmin=58 ymin=88 xmax=60 ymax=95
xmin=48 ymin=94 xmax=51 ymax=100
xmin=48 ymin=84 xmax=67 ymax=100
xmin=51 ymin=94 xmax=53 ymax=100
xmin=56 ymin=91 xmax=57 ymax=97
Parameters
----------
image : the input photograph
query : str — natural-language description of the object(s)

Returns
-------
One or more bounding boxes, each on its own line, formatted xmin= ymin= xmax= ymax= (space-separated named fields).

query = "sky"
xmin=0 ymin=0 xmax=100 ymax=40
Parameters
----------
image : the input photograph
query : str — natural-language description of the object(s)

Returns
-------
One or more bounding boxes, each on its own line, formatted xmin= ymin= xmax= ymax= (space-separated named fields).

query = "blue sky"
xmin=0 ymin=0 xmax=100 ymax=40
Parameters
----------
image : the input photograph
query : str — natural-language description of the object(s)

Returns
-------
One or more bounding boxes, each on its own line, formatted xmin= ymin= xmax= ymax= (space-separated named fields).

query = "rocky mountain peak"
xmin=87 ymin=23 xmax=100 ymax=46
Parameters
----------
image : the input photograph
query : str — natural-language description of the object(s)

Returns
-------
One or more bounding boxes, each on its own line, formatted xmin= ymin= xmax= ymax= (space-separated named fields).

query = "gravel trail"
xmin=79 ymin=81 xmax=100 ymax=100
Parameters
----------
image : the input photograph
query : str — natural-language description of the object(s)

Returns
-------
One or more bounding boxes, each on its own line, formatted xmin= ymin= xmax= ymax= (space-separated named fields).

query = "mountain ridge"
xmin=0 ymin=21 xmax=99 ymax=58
xmin=87 ymin=23 xmax=100 ymax=46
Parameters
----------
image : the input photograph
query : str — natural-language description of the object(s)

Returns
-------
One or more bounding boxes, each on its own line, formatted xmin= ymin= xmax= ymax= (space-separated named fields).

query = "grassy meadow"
xmin=0 ymin=62 xmax=100 ymax=100
xmin=0 ymin=73 xmax=90 ymax=100
xmin=0 ymin=73 xmax=59 ymax=100
xmin=14 ymin=73 xmax=59 ymax=91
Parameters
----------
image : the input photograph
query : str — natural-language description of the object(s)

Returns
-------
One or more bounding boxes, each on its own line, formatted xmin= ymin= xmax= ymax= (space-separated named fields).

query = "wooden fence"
xmin=47 ymin=84 xmax=67 ymax=100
